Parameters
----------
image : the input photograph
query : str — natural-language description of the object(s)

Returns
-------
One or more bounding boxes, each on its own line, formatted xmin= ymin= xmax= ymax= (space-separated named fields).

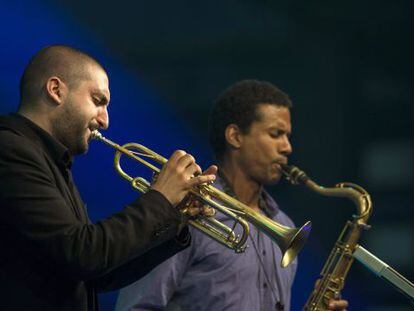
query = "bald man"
xmin=0 ymin=45 xmax=216 ymax=311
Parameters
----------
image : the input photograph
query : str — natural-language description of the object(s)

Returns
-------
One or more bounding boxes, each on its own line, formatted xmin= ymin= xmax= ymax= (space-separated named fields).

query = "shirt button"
xmin=262 ymin=250 xmax=266 ymax=256
xmin=263 ymin=283 xmax=267 ymax=288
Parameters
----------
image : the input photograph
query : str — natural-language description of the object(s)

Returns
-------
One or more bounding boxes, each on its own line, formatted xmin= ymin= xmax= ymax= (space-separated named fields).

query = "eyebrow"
xmin=269 ymin=125 xmax=291 ymax=136
xmin=93 ymin=91 xmax=110 ymax=105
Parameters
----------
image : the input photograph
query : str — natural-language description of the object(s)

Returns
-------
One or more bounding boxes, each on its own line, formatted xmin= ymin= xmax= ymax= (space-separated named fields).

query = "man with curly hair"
xmin=116 ymin=80 xmax=348 ymax=311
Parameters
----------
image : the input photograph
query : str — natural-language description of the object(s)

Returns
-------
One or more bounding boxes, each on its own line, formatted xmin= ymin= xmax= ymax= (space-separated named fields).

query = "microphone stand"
xmin=353 ymin=245 xmax=414 ymax=303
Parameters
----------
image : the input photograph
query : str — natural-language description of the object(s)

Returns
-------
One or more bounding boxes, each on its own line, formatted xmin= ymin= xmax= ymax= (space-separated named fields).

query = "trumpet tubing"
xmin=92 ymin=131 xmax=312 ymax=267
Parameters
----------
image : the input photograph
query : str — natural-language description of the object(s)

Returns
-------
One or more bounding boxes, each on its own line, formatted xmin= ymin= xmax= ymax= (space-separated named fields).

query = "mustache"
xmin=273 ymin=158 xmax=288 ymax=165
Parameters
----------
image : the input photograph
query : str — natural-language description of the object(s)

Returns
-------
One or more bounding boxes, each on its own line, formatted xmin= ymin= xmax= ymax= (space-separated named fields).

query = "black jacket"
xmin=0 ymin=114 xmax=189 ymax=310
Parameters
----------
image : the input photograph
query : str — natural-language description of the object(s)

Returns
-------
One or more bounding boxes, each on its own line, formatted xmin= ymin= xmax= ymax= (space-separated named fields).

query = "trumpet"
xmin=91 ymin=131 xmax=311 ymax=267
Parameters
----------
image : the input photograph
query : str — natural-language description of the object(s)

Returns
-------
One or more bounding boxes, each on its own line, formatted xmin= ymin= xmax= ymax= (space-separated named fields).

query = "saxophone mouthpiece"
xmin=280 ymin=163 xmax=292 ymax=176
xmin=280 ymin=164 xmax=309 ymax=185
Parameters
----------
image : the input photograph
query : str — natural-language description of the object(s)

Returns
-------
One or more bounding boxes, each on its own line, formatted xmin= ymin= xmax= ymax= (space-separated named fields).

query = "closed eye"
xmin=270 ymin=130 xmax=281 ymax=138
xmin=92 ymin=95 xmax=108 ymax=106
xmin=270 ymin=130 xmax=291 ymax=139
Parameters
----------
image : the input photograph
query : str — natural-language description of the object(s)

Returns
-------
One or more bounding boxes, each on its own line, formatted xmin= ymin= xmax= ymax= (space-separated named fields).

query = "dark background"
xmin=1 ymin=1 xmax=413 ymax=310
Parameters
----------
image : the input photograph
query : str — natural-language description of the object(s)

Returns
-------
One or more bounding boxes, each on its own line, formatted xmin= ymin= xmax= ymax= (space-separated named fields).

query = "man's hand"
xmin=180 ymin=165 xmax=217 ymax=216
xmin=151 ymin=150 xmax=217 ymax=207
xmin=328 ymin=299 xmax=348 ymax=311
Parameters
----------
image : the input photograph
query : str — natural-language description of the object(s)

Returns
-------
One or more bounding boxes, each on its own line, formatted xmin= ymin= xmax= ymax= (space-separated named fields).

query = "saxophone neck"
xmin=281 ymin=164 xmax=373 ymax=224
xmin=336 ymin=182 xmax=373 ymax=224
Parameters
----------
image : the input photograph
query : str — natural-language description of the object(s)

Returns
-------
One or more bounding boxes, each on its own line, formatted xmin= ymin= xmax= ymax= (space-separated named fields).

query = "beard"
xmin=52 ymin=102 xmax=90 ymax=155
xmin=253 ymin=163 xmax=283 ymax=186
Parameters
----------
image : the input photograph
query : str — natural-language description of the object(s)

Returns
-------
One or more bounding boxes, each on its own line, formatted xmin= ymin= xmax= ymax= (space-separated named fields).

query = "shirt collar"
xmin=216 ymin=172 xmax=279 ymax=218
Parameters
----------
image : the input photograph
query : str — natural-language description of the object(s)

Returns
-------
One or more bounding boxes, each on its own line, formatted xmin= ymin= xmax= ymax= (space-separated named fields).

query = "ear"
xmin=45 ymin=76 xmax=67 ymax=105
xmin=225 ymin=124 xmax=243 ymax=149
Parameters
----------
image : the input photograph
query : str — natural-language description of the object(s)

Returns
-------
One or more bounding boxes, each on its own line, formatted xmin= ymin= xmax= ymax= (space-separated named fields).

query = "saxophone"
xmin=281 ymin=164 xmax=373 ymax=311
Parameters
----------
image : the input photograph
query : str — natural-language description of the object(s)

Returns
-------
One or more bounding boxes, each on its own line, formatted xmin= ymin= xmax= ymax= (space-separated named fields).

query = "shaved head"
xmin=19 ymin=45 xmax=106 ymax=108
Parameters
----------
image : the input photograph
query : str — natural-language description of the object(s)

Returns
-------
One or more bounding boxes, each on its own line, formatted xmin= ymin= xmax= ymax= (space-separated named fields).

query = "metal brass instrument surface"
xmin=91 ymin=131 xmax=312 ymax=267
xmin=281 ymin=164 xmax=372 ymax=310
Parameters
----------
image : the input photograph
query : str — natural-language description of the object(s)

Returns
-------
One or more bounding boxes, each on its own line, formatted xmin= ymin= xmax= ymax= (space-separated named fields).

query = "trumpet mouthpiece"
xmin=91 ymin=130 xmax=103 ymax=140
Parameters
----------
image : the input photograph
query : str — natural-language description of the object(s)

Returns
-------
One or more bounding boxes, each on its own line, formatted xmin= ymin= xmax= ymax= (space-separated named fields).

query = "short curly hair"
xmin=208 ymin=80 xmax=292 ymax=160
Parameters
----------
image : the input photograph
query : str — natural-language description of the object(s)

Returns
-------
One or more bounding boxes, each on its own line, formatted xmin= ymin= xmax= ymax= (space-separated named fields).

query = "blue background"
xmin=1 ymin=1 xmax=413 ymax=310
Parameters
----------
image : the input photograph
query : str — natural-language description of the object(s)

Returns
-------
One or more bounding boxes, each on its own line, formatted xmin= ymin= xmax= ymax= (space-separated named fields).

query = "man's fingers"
xmin=184 ymin=163 xmax=202 ymax=179
xmin=328 ymin=299 xmax=348 ymax=310
xmin=203 ymin=205 xmax=216 ymax=217
xmin=202 ymin=165 xmax=218 ymax=176
xmin=185 ymin=203 xmax=216 ymax=217
xmin=167 ymin=150 xmax=187 ymax=167
xmin=156 ymin=149 xmax=216 ymax=206
xmin=187 ymin=164 xmax=217 ymax=186
xmin=176 ymin=153 xmax=196 ymax=169
xmin=188 ymin=174 xmax=216 ymax=187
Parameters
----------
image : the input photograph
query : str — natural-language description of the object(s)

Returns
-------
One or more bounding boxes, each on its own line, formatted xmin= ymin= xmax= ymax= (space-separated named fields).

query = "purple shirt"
xmin=116 ymin=180 xmax=297 ymax=311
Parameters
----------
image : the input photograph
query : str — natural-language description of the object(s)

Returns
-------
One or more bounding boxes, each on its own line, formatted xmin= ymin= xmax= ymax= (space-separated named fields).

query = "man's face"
xmin=236 ymin=104 xmax=292 ymax=185
xmin=54 ymin=64 xmax=110 ymax=155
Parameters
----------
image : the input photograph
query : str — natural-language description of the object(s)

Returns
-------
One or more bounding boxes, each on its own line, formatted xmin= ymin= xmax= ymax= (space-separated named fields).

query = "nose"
xmin=97 ymin=106 xmax=109 ymax=130
xmin=280 ymin=135 xmax=292 ymax=156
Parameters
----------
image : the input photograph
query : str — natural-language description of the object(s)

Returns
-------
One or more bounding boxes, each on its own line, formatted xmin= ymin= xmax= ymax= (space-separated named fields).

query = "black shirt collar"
xmin=6 ymin=113 xmax=73 ymax=170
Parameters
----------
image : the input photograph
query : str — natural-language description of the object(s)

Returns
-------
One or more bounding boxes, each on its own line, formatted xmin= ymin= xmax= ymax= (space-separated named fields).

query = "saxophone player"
xmin=116 ymin=80 xmax=348 ymax=310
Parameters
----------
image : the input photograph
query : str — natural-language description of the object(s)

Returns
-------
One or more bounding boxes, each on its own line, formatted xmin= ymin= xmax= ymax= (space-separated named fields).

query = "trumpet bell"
xmin=280 ymin=221 xmax=312 ymax=268
xmin=91 ymin=130 xmax=312 ymax=267
xmin=242 ymin=206 xmax=312 ymax=267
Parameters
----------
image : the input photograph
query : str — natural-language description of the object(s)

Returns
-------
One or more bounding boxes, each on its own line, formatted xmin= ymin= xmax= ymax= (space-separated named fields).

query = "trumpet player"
xmin=116 ymin=80 xmax=348 ymax=310
xmin=0 ymin=45 xmax=217 ymax=311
